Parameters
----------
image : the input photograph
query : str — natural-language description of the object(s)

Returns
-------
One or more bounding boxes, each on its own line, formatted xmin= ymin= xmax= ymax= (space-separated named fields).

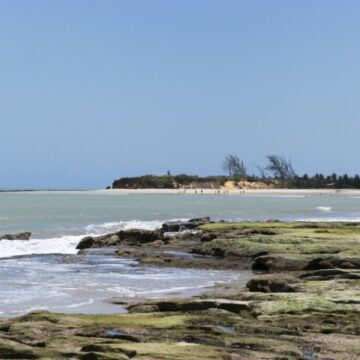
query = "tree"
xmin=222 ymin=154 xmax=247 ymax=177
xmin=256 ymin=164 xmax=268 ymax=179
xmin=266 ymin=155 xmax=296 ymax=186
xmin=354 ymin=174 xmax=360 ymax=188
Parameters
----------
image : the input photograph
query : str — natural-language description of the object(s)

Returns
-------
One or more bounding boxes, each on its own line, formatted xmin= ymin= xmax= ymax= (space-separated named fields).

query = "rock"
xmin=21 ymin=340 xmax=47 ymax=348
xmin=292 ymin=223 xmax=320 ymax=228
xmin=241 ymin=229 xmax=277 ymax=236
xmin=0 ymin=338 xmax=39 ymax=359
xmin=77 ymin=236 xmax=96 ymax=249
xmin=104 ymin=329 xmax=140 ymax=342
xmin=81 ymin=344 xmax=136 ymax=358
xmin=247 ymin=275 xmax=298 ymax=292
xmin=109 ymin=235 xmax=120 ymax=243
xmin=252 ymin=255 xmax=307 ymax=272
xmin=145 ymin=240 xmax=165 ymax=247
xmin=304 ymin=257 xmax=360 ymax=270
xmin=76 ymin=229 xmax=163 ymax=250
xmin=19 ymin=311 xmax=59 ymax=323
xmin=128 ymin=304 xmax=160 ymax=313
xmin=250 ymin=251 xmax=269 ymax=259
xmin=0 ymin=232 xmax=31 ymax=240
xmin=300 ymin=269 xmax=360 ymax=280
xmin=140 ymin=255 xmax=171 ymax=265
xmin=200 ymin=233 xmax=217 ymax=243
xmin=119 ymin=229 xmax=163 ymax=244
xmin=79 ymin=352 xmax=128 ymax=360
xmin=162 ymin=217 xmax=210 ymax=232
xmin=130 ymin=299 xmax=253 ymax=315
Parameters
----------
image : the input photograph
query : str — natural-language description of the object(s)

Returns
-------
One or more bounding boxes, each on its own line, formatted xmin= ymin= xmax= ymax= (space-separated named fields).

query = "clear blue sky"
xmin=1 ymin=0 xmax=359 ymax=188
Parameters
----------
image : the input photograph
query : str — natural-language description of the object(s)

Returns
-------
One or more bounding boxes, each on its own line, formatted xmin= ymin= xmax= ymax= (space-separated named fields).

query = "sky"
xmin=0 ymin=0 xmax=360 ymax=188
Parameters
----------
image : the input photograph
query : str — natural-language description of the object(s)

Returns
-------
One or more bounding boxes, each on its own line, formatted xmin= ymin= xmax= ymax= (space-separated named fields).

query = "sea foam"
xmin=85 ymin=219 xmax=165 ymax=234
xmin=0 ymin=235 xmax=81 ymax=259
xmin=0 ymin=219 xmax=185 ymax=259
xmin=316 ymin=206 xmax=332 ymax=212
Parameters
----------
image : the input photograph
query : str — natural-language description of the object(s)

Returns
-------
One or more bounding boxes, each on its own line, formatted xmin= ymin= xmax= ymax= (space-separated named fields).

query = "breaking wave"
xmin=316 ymin=206 xmax=332 ymax=212
xmin=85 ymin=219 xmax=166 ymax=234
xmin=0 ymin=235 xmax=82 ymax=259
xmin=0 ymin=219 xmax=187 ymax=259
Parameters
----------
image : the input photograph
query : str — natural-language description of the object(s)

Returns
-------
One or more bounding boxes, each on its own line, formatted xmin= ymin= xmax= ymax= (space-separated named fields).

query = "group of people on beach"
xmin=177 ymin=189 xmax=237 ymax=195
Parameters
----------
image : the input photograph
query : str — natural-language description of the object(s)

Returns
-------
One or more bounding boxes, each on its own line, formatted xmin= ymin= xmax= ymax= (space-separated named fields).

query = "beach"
xmin=101 ymin=188 xmax=360 ymax=196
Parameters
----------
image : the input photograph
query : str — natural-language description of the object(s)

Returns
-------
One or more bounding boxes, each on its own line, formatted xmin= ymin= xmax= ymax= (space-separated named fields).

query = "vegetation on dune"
xmin=112 ymin=174 xmax=228 ymax=189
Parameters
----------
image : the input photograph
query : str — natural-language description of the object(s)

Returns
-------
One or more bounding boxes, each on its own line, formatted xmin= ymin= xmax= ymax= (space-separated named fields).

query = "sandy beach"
xmin=99 ymin=188 xmax=360 ymax=196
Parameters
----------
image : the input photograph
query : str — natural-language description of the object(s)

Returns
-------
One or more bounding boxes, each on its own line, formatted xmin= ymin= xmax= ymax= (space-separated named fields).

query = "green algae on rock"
xmin=2 ymin=221 xmax=360 ymax=359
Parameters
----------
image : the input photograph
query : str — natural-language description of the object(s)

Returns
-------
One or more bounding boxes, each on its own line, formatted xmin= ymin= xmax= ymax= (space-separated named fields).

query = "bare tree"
xmin=255 ymin=164 xmax=268 ymax=179
xmin=222 ymin=154 xmax=247 ymax=177
xmin=266 ymin=155 xmax=295 ymax=185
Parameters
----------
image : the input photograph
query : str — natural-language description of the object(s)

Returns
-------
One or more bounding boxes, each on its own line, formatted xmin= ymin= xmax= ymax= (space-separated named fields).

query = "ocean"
xmin=0 ymin=190 xmax=359 ymax=317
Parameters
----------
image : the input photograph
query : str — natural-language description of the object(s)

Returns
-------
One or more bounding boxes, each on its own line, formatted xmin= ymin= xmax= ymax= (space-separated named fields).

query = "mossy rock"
xmin=0 ymin=338 xmax=39 ymax=359
xmin=247 ymin=274 xmax=300 ymax=292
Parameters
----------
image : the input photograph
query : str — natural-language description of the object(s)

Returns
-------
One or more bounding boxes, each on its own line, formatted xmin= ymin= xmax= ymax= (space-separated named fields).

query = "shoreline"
xmin=2 ymin=220 xmax=360 ymax=359
xmin=100 ymin=188 xmax=360 ymax=196
xmin=1 ymin=188 xmax=360 ymax=197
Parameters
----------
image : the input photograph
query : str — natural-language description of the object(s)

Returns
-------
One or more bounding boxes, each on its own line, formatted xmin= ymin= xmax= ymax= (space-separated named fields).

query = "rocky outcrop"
xmin=0 ymin=338 xmax=38 ymax=359
xmin=304 ymin=257 xmax=360 ymax=270
xmin=77 ymin=218 xmax=211 ymax=250
xmin=246 ymin=274 xmax=299 ymax=293
xmin=76 ymin=229 xmax=163 ymax=250
xmin=128 ymin=298 xmax=253 ymax=315
xmin=300 ymin=269 xmax=360 ymax=280
xmin=200 ymin=233 xmax=218 ymax=243
xmin=252 ymin=255 xmax=307 ymax=272
xmin=162 ymin=217 xmax=211 ymax=232
xmin=0 ymin=232 xmax=31 ymax=240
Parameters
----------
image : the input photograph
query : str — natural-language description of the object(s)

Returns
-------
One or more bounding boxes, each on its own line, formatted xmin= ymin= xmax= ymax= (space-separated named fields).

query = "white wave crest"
xmin=0 ymin=219 xmax=189 ymax=259
xmin=85 ymin=220 xmax=165 ymax=234
xmin=85 ymin=218 xmax=190 ymax=235
xmin=0 ymin=235 xmax=82 ymax=259
xmin=66 ymin=299 xmax=94 ymax=308
xmin=316 ymin=206 xmax=332 ymax=212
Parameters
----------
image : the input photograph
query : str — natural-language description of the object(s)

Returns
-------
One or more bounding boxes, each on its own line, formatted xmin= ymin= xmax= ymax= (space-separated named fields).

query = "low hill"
xmin=111 ymin=175 xmax=274 ymax=190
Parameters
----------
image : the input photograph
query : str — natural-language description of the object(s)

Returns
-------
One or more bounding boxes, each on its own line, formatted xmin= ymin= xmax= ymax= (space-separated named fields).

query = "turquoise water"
xmin=1 ymin=191 xmax=360 ymax=239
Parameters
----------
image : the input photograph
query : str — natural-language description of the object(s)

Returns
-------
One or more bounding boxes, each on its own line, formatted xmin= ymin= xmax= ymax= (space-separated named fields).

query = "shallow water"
xmin=0 ymin=249 xmax=248 ymax=317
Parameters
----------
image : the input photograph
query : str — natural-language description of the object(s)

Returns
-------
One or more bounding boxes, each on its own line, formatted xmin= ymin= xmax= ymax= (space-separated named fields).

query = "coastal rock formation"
xmin=128 ymin=298 xmax=254 ymax=315
xmin=77 ymin=218 xmax=210 ymax=250
xmin=3 ymin=221 xmax=360 ymax=359
xmin=304 ymin=256 xmax=360 ymax=270
xmin=0 ymin=232 xmax=31 ymax=240
xmin=246 ymin=274 xmax=299 ymax=292
xmin=0 ymin=338 xmax=38 ymax=359
xmin=300 ymin=268 xmax=360 ymax=280
xmin=251 ymin=255 xmax=307 ymax=272
xmin=76 ymin=229 xmax=163 ymax=250
xmin=162 ymin=217 xmax=211 ymax=232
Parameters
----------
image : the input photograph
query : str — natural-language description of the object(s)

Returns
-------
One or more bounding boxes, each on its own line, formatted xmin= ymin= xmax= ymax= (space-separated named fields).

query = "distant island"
xmin=110 ymin=173 xmax=360 ymax=190
xmin=111 ymin=174 xmax=274 ymax=190
xmin=110 ymin=154 xmax=360 ymax=190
